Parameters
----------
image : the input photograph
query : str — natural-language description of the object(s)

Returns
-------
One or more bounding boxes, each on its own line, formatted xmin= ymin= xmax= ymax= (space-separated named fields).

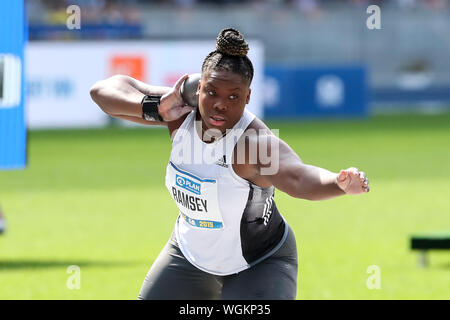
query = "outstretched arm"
xmin=246 ymin=134 xmax=369 ymax=201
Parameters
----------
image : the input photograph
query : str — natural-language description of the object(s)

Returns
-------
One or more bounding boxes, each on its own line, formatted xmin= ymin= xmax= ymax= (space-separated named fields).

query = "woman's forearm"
xmin=89 ymin=75 xmax=171 ymax=118
xmin=295 ymin=164 xmax=345 ymax=201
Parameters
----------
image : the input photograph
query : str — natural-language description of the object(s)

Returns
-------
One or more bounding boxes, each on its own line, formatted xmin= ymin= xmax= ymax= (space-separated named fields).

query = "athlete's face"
xmin=197 ymin=70 xmax=251 ymax=134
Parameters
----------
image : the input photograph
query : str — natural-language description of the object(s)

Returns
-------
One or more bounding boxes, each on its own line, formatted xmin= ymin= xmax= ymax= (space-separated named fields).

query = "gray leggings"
xmin=138 ymin=226 xmax=298 ymax=300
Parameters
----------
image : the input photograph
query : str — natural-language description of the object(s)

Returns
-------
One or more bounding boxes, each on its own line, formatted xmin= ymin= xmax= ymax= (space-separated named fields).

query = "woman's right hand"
xmin=336 ymin=167 xmax=369 ymax=194
xmin=158 ymin=74 xmax=196 ymax=122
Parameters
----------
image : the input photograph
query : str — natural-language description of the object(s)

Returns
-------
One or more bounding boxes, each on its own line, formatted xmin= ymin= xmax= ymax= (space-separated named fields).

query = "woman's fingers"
xmin=359 ymin=171 xmax=369 ymax=187
xmin=178 ymin=105 xmax=195 ymax=116
xmin=173 ymin=74 xmax=189 ymax=92
xmin=359 ymin=171 xmax=365 ymax=178
xmin=338 ymin=167 xmax=370 ymax=194
xmin=337 ymin=170 xmax=348 ymax=182
xmin=345 ymin=167 xmax=360 ymax=178
xmin=347 ymin=168 xmax=367 ymax=183
xmin=339 ymin=167 xmax=371 ymax=194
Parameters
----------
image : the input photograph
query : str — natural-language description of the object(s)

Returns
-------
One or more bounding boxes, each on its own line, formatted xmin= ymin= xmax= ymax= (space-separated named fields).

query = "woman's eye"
xmin=207 ymin=91 xmax=215 ymax=96
xmin=230 ymin=95 xmax=238 ymax=100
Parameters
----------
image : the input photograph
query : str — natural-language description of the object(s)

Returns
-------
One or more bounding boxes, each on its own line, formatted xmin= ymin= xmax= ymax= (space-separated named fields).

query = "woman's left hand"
xmin=336 ymin=167 xmax=370 ymax=195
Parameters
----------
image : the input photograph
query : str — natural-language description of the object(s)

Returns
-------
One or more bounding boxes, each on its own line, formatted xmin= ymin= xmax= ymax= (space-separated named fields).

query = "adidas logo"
xmin=262 ymin=195 xmax=274 ymax=226
xmin=215 ymin=155 xmax=228 ymax=168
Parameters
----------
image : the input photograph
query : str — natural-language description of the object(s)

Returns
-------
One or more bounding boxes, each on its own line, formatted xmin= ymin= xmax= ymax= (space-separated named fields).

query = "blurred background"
xmin=0 ymin=0 xmax=449 ymax=299
xmin=26 ymin=0 xmax=450 ymax=122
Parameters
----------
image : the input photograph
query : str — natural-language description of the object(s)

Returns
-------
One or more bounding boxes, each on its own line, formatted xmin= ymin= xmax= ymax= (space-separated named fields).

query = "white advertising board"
xmin=26 ymin=41 xmax=264 ymax=129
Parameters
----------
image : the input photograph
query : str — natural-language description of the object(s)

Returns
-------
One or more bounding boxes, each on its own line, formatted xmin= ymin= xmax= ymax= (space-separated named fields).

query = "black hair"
xmin=201 ymin=28 xmax=254 ymax=85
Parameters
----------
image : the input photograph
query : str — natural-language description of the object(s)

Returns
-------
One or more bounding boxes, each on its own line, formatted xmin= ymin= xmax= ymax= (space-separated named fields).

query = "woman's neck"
xmin=195 ymin=110 xmax=226 ymax=144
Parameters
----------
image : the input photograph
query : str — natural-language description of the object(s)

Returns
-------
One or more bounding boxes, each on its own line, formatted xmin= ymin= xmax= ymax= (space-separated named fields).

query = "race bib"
xmin=166 ymin=161 xmax=224 ymax=229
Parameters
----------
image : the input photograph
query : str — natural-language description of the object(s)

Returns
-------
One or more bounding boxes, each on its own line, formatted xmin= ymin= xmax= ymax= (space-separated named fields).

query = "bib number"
xmin=166 ymin=162 xmax=224 ymax=229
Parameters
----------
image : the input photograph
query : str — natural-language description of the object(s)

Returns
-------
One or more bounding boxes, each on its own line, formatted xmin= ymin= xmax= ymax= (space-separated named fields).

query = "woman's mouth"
xmin=209 ymin=115 xmax=226 ymax=126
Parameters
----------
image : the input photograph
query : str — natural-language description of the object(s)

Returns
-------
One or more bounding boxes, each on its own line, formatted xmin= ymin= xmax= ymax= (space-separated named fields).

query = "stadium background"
xmin=0 ymin=0 xmax=449 ymax=299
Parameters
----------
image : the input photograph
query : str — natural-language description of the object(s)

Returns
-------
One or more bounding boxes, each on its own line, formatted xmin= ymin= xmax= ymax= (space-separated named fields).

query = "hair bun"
xmin=215 ymin=28 xmax=249 ymax=57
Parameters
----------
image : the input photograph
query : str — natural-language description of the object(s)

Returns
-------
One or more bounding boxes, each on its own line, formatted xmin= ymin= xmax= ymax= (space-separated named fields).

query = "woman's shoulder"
xmin=239 ymin=114 xmax=282 ymax=158
xmin=245 ymin=114 xmax=272 ymax=136
xmin=235 ymin=115 xmax=277 ymax=161
xmin=233 ymin=114 xmax=279 ymax=188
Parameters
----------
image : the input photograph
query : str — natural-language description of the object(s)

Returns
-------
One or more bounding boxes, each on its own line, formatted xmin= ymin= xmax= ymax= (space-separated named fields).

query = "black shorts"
xmin=138 ymin=225 xmax=298 ymax=300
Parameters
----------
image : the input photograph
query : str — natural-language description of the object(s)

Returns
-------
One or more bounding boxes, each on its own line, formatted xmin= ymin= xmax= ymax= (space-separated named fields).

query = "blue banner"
xmin=0 ymin=0 xmax=27 ymax=169
xmin=264 ymin=65 xmax=368 ymax=119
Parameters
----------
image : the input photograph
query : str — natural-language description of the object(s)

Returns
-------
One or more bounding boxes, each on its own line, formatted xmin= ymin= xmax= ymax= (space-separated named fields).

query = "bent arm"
xmin=89 ymin=75 xmax=171 ymax=126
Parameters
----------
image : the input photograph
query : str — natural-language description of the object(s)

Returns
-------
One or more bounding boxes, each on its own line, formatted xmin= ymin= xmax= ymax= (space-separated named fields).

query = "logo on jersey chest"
xmin=176 ymin=174 xmax=201 ymax=195
xmin=215 ymin=155 xmax=228 ymax=168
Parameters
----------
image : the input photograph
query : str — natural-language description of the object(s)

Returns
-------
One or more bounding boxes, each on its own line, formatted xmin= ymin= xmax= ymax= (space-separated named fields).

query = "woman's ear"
xmin=196 ymin=81 xmax=201 ymax=95
xmin=246 ymin=88 xmax=251 ymax=104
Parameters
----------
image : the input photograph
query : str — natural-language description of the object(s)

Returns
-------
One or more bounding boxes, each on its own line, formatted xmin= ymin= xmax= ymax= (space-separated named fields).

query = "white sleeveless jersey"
xmin=165 ymin=109 xmax=288 ymax=275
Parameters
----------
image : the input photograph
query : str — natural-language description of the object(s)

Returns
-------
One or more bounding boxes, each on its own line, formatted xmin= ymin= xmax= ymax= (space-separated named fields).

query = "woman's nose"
xmin=213 ymin=99 xmax=227 ymax=112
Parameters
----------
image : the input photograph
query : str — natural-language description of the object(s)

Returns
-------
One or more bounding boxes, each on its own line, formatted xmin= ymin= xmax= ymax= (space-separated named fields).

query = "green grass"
xmin=1 ymin=112 xmax=450 ymax=299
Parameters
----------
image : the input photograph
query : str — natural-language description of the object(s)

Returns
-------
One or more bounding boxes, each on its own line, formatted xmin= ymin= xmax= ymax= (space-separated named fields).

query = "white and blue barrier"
xmin=264 ymin=65 xmax=368 ymax=119
xmin=0 ymin=0 xmax=27 ymax=170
